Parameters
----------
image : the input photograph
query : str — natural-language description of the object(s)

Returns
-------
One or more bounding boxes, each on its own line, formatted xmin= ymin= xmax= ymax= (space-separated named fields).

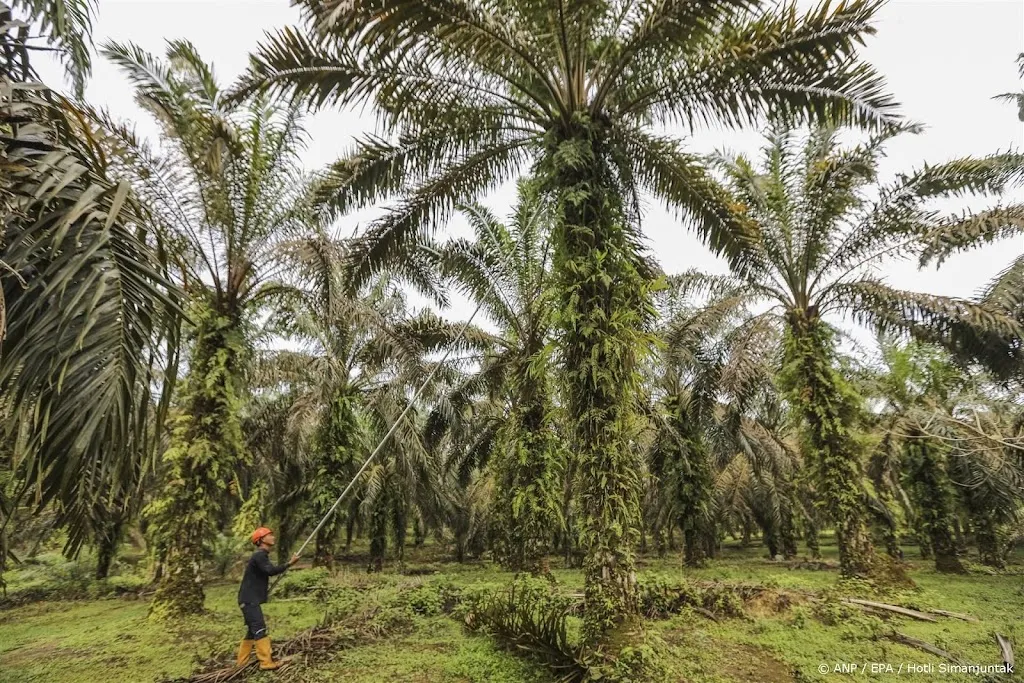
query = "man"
xmin=236 ymin=527 xmax=300 ymax=670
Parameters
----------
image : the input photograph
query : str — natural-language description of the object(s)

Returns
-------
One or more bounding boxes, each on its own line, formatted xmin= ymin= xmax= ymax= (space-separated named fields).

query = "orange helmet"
xmin=251 ymin=527 xmax=273 ymax=545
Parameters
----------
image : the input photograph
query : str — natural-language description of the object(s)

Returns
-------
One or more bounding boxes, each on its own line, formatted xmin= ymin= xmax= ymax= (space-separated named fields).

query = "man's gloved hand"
xmin=288 ymin=553 xmax=300 ymax=566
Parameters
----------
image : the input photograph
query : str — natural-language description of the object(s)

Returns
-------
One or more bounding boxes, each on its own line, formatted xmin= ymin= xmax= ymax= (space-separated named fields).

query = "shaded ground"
xmin=1 ymin=540 xmax=1021 ymax=682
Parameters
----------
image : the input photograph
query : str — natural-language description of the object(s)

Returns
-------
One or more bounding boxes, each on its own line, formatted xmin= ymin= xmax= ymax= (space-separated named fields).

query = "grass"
xmin=1 ymin=539 xmax=1021 ymax=682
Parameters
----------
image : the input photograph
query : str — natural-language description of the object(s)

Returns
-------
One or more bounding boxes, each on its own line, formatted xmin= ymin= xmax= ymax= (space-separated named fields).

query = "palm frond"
xmin=11 ymin=0 xmax=96 ymax=96
xmin=1 ymin=63 xmax=180 ymax=512
xmin=344 ymin=135 xmax=534 ymax=291
xmin=919 ymin=204 xmax=1024 ymax=267
xmin=617 ymin=126 xmax=758 ymax=270
xmin=624 ymin=0 xmax=898 ymax=130
xmin=828 ymin=280 xmax=1024 ymax=381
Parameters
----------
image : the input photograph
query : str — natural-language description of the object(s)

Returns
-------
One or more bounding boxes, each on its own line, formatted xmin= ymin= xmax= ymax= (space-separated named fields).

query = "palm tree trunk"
xmin=804 ymin=519 xmax=821 ymax=559
xmin=903 ymin=434 xmax=964 ymax=573
xmin=916 ymin=524 xmax=933 ymax=560
xmin=780 ymin=510 xmax=798 ymax=560
xmin=782 ymin=314 xmax=876 ymax=579
xmin=973 ymin=515 xmax=1005 ymax=568
xmin=368 ymin=498 xmax=387 ymax=573
xmin=413 ymin=514 xmax=425 ymax=547
xmin=492 ymin=388 xmax=554 ymax=574
xmin=314 ymin=528 xmax=335 ymax=570
xmin=778 ymin=485 xmax=799 ymax=560
xmin=95 ymin=517 xmax=124 ymax=580
xmin=149 ymin=310 xmax=244 ymax=617
xmin=683 ymin=527 xmax=707 ymax=567
xmin=952 ymin=518 xmax=968 ymax=554
xmin=345 ymin=512 xmax=357 ymax=553
xmin=545 ymin=124 xmax=656 ymax=643
xmin=392 ymin=499 xmax=407 ymax=566
xmin=705 ymin=532 xmax=720 ymax=560
xmin=653 ymin=523 xmax=665 ymax=558
xmin=312 ymin=390 xmax=357 ymax=570
xmin=800 ymin=490 xmax=822 ymax=559
xmin=763 ymin=522 xmax=780 ymax=559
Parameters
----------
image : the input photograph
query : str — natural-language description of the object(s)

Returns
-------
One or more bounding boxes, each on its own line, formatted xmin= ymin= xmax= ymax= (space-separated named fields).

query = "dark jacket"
xmin=237 ymin=548 xmax=288 ymax=605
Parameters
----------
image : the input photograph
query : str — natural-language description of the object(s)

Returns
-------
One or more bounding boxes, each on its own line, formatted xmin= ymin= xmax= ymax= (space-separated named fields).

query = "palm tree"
xmin=864 ymin=343 xmax=1024 ymax=568
xmin=0 ymin=0 xmax=178 ymax=587
xmin=270 ymin=236 xmax=414 ymax=568
xmin=350 ymin=303 xmax=494 ymax=570
xmin=651 ymin=284 xmax=805 ymax=564
xmin=433 ymin=179 xmax=560 ymax=573
xmin=682 ymin=125 xmax=1024 ymax=578
xmin=863 ymin=340 xmax=968 ymax=572
xmin=99 ymin=42 xmax=319 ymax=615
xmin=256 ymin=230 xmax=494 ymax=570
xmin=237 ymin=0 xmax=898 ymax=647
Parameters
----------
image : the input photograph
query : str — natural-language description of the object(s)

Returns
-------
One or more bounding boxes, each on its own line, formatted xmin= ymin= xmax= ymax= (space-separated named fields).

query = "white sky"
xmin=36 ymin=0 xmax=1024 ymax=346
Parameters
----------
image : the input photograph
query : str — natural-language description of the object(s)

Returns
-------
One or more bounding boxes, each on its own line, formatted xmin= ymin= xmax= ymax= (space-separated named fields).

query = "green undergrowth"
xmin=1 ymin=540 xmax=1021 ymax=682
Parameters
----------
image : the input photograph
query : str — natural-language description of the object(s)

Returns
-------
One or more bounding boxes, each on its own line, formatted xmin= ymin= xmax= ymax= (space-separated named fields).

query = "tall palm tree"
xmin=237 ymin=0 xmax=898 ymax=647
xmin=99 ymin=42 xmax=319 ymax=615
xmin=434 ymin=179 xmax=560 ymax=573
xmin=681 ymin=125 xmax=1024 ymax=578
xmin=0 ymin=0 xmax=178 ymax=587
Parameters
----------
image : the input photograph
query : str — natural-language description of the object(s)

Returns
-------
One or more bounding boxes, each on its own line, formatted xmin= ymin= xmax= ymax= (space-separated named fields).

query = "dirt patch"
xmin=3 ymin=641 xmax=81 ymax=668
xmin=723 ymin=643 xmax=795 ymax=683
xmin=745 ymin=589 xmax=810 ymax=617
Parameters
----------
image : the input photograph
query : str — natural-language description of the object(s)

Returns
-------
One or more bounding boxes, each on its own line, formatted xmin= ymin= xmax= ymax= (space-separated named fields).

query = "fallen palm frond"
xmin=639 ymin=579 xmax=747 ymax=619
xmin=165 ymin=602 xmax=413 ymax=683
xmin=841 ymin=598 xmax=938 ymax=622
xmin=996 ymin=634 xmax=1014 ymax=668
xmin=927 ymin=609 xmax=979 ymax=622
xmin=885 ymin=631 xmax=963 ymax=663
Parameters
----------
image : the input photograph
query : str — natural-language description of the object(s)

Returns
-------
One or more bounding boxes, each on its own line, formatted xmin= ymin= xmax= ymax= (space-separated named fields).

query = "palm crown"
xmin=683 ymin=125 xmax=1024 ymax=360
xmin=101 ymin=40 xmax=316 ymax=324
xmin=238 ymin=0 xmax=901 ymax=284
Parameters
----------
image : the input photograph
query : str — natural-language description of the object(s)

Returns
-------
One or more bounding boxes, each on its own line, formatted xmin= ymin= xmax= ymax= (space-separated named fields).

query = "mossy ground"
xmin=1 ymin=538 xmax=1020 ymax=682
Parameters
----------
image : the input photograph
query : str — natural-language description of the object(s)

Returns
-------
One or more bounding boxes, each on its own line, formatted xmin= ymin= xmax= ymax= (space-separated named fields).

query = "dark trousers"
xmin=240 ymin=602 xmax=268 ymax=640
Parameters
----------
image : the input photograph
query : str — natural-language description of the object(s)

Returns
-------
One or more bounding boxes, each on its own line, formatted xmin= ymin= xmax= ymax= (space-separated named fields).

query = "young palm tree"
xmin=237 ymin=0 xmax=898 ymax=644
xmin=352 ymin=304 xmax=494 ymax=570
xmin=863 ymin=340 xmax=968 ymax=572
xmin=256 ymin=230 xmax=493 ymax=570
xmin=865 ymin=344 xmax=1024 ymax=568
xmin=682 ymin=125 xmax=1024 ymax=578
xmin=100 ymin=42 xmax=319 ymax=615
xmin=435 ymin=179 xmax=560 ymax=573
xmin=652 ymin=284 xmax=804 ymax=564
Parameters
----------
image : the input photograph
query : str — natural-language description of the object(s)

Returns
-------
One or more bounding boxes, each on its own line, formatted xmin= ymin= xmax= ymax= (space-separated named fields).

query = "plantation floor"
xmin=1 ymin=541 xmax=1021 ymax=682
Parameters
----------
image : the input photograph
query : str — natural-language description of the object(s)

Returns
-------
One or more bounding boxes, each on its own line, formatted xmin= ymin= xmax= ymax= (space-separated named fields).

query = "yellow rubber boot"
xmin=236 ymin=639 xmax=254 ymax=667
xmin=254 ymin=637 xmax=284 ymax=670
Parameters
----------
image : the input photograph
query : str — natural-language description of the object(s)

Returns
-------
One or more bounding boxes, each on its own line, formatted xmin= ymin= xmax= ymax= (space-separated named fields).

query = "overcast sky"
xmin=36 ymin=0 xmax=1024 ymax=346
